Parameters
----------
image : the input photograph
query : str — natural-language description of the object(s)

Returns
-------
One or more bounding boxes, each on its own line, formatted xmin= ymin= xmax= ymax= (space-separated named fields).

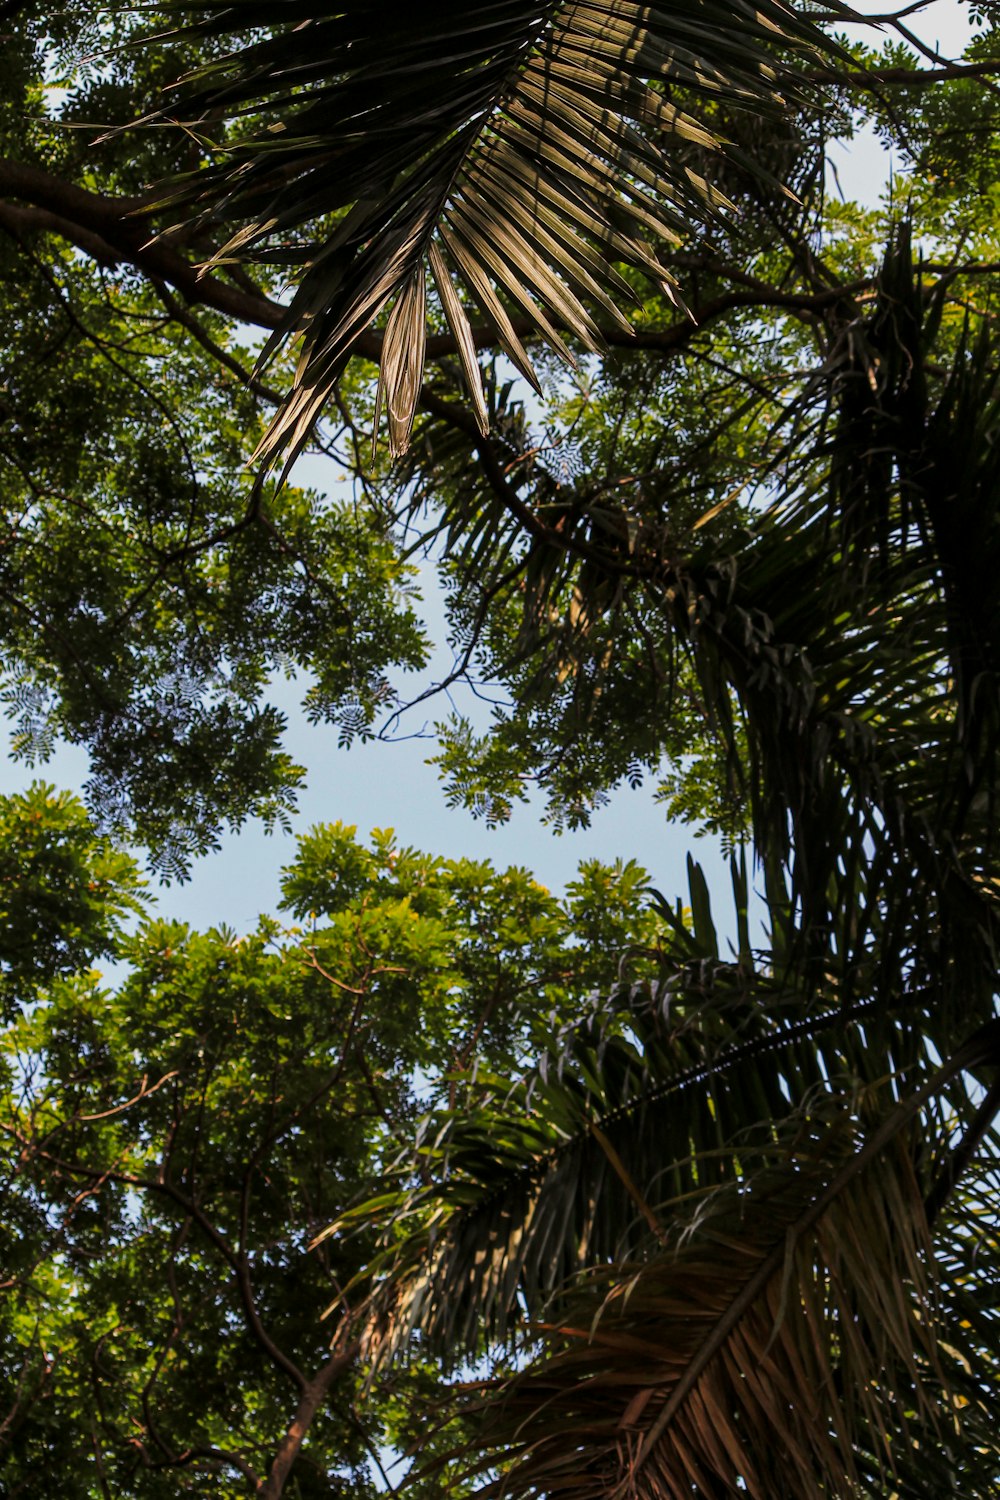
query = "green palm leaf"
xmin=324 ymin=857 xmax=947 ymax=1364
xmin=321 ymin=833 xmax=1000 ymax=1496
xmin=147 ymin=0 xmax=843 ymax=466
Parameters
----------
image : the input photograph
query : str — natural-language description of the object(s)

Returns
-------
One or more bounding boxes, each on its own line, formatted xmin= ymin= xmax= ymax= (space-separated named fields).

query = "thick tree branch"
xmin=0 ymin=157 xmax=877 ymax=365
xmin=0 ymin=157 xmax=283 ymax=329
xmin=2 ymin=157 xmax=990 ymax=403
xmin=808 ymin=58 xmax=1000 ymax=86
xmin=0 ymin=202 xmax=123 ymax=267
xmin=258 ymin=1344 xmax=359 ymax=1500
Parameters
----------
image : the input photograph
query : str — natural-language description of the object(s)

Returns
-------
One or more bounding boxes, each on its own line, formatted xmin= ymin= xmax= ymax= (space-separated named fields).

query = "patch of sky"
xmin=3 ymin=404 xmax=732 ymax=946
xmin=826 ymin=0 xmax=976 ymax=208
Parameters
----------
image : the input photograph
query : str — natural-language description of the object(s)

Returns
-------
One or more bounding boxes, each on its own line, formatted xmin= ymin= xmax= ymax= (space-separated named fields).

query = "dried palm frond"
xmin=467 ymin=1133 xmax=944 ymax=1500
xmin=418 ymin=1023 xmax=1000 ymax=1499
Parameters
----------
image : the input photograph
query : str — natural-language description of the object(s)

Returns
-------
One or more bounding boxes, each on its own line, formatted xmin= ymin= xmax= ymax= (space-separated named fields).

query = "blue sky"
xmin=0 ymin=605 xmax=729 ymax=932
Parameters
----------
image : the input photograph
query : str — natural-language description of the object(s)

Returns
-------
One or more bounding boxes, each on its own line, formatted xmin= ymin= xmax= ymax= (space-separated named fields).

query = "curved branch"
xmin=0 ymin=157 xmax=283 ymax=329
xmin=0 ymin=201 xmax=123 ymax=267
xmin=258 ymin=1345 xmax=360 ymax=1500
xmin=0 ymin=157 xmax=878 ymax=365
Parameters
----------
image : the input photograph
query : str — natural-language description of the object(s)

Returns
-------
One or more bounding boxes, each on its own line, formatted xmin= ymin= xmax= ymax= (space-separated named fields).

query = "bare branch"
xmin=925 ymin=1075 xmax=1000 ymax=1228
xmin=0 ymin=158 xmax=283 ymax=329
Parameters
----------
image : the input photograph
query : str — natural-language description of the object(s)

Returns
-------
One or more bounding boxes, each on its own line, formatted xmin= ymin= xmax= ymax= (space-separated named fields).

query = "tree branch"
xmin=924 ymin=1074 xmax=1000 ymax=1228
xmin=0 ymin=157 xmax=283 ymax=329
xmin=0 ymin=1123 xmax=309 ymax=1392
xmin=808 ymin=58 xmax=1000 ymax=86
xmin=257 ymin=1344 xmax=359 ymax=1500
xmin=0 ymin=202 xmax=124 ymax=268
xmin=0 ymin=157 xmax=877 ymax=365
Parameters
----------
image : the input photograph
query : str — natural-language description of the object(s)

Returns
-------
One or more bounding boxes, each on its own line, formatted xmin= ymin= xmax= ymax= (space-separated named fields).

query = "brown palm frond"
xmin=470 ymin=1146 xmax=936 ymax=1499
xmin=461 ymin=1028 xmax=1000 ymax=1499
xmin=144 ymin=0 xmax=846 ymax=466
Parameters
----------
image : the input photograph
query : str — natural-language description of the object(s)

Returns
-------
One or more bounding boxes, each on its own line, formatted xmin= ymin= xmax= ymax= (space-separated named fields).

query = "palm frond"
xmin=467 ymin=1134 xmax=944 ymax=1500
xmin=329 ymin=861 xmax=991 ymax=1372
xmin=147 ymin=0 xmax=844 ymax=465
xmin=317 ymin=829 xmax=1000 ymax=1494
xmin=437 ymin=1024 xmax=1000 ymax=1500
xmin=395 ymin=238 xmax=1000 ymax=1034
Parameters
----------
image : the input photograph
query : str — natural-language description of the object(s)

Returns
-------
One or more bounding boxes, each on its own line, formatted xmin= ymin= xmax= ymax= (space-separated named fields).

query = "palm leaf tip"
xmin=155 ymin=0 xmax=843 ymax=469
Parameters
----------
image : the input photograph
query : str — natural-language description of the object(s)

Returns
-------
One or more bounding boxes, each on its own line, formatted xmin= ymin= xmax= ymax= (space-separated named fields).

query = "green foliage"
xmin=0 ymin=784 xmax=144 ymax=1019
xmin=0 ymin=5 xmax=428 ymax=875
xmin=0 ymin=821 xmax=659 ymax=1494
xmin=2 ymin=3 xmax=1000 ymax=1496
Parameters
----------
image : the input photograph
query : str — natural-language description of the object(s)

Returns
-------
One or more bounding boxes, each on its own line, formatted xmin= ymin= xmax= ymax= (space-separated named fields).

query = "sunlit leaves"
xmin=0 ymin=784 xmax=144 ymax=1019
xmin=0 ymin=821 xmax=661 ymax=1494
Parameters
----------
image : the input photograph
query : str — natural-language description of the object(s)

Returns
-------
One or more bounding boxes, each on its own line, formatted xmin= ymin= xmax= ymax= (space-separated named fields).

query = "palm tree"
xmin=137 ymin=7 xmax=1000 ymax=1495
xmin=322 ymin=237 xmax=1000 ymax=1497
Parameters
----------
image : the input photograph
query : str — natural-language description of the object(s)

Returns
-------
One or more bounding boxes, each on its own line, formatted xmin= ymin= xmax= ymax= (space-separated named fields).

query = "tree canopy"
xmin=2 ymin=1 xmax=1000 ymax=1496
xmin=0 ymin=786 xmax=659 ymax=1495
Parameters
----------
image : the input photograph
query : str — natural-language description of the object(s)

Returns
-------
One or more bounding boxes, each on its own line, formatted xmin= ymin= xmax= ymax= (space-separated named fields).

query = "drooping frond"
xmin=355 ymin=1006 xmax=1000 ymax=1498
xmin=299 ymin=764 xmax=1000 ymax=1498
xmin=145 ymin=0 xmax=843 ymax=465
xmin=464 ymin=1128 xmax=964 ymax=1500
